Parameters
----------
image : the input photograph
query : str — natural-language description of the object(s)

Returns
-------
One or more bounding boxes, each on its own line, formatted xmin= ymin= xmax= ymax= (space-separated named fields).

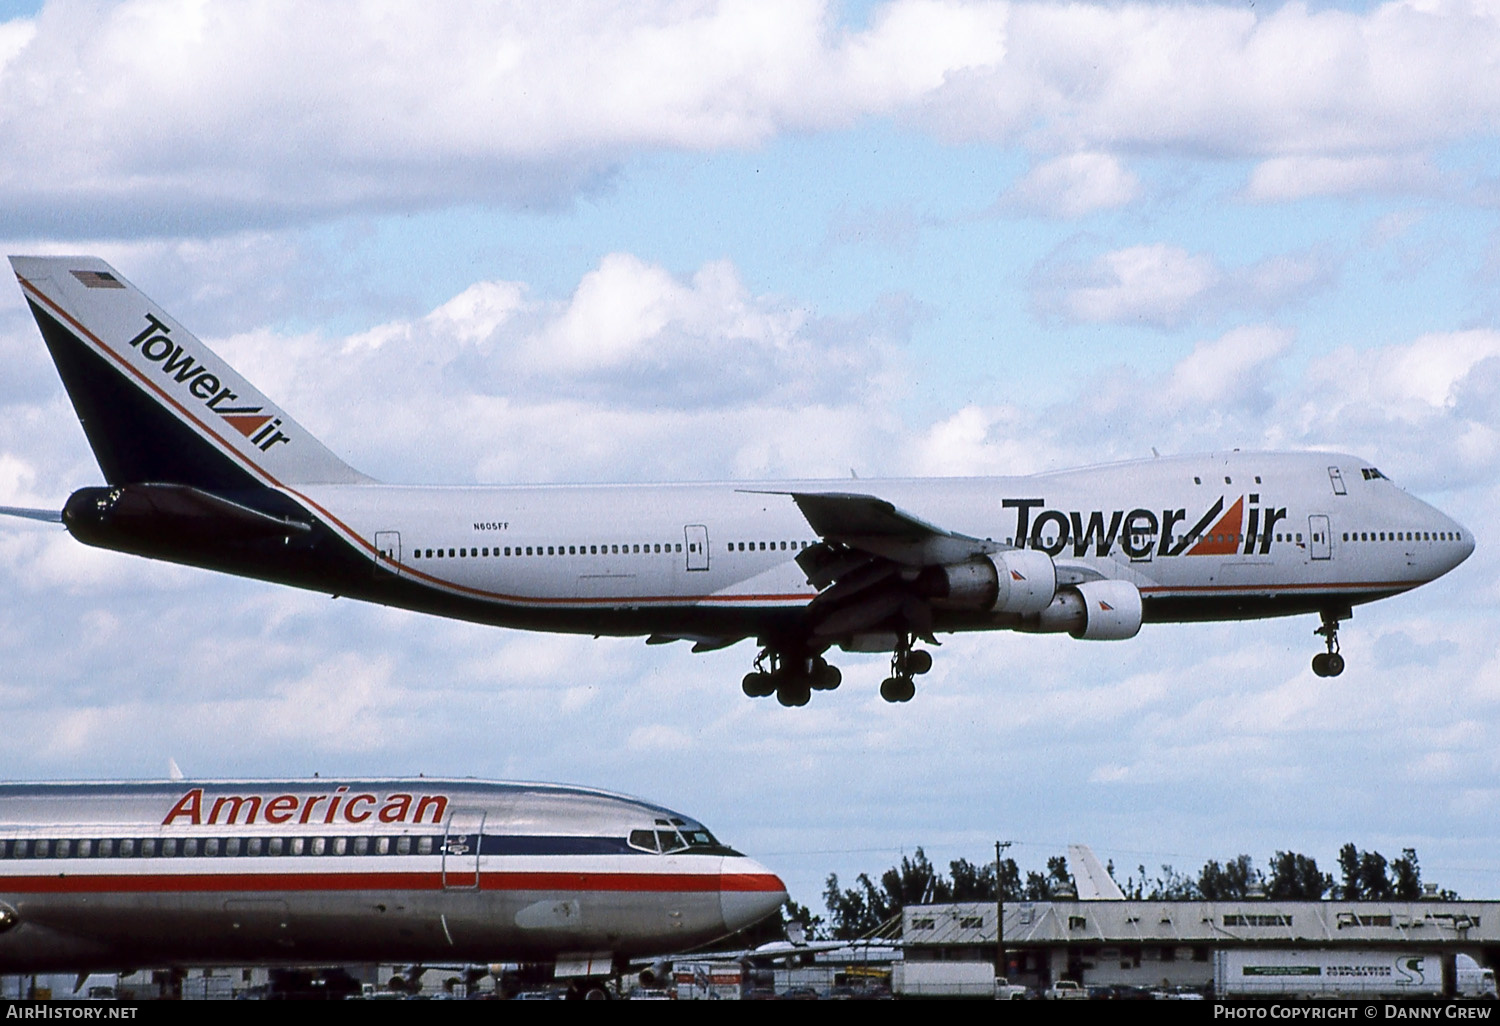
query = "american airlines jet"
xmin=0 ymin=778 xmax=785 ymax=985
xmin=5 ymin=257 xmax=1474 ymax=706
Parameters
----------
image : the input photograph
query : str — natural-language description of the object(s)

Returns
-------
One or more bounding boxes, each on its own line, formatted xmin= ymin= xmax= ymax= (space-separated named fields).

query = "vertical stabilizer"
xmin=1068 ymin=843 xmax=1126 ymax=900
xmin=10 ymin=256 xmax=369 ymax=489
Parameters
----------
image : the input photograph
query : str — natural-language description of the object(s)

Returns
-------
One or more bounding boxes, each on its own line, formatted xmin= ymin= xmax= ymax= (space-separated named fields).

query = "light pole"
xmin=995 ymin=840 xmax=1012 ymax=980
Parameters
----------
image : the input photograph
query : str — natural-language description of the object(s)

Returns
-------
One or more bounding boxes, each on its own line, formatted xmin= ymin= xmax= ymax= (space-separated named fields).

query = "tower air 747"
xmin=5 ymin=257 xmax=1474 ymax=706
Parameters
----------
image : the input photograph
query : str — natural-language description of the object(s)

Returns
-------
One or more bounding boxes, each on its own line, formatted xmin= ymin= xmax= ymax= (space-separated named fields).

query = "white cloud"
xmin=207 ymin=252 xmax=906 ymax=483
xmin=3 ymin=1 xmax=1500 ymax=228
xmin=1035 ymin=243 xmax=1338 ymax=328
xmin=1005 ymin=151 xmax=1141 ymax=218
xmin=1245 ymin=154 xmax=1442 ymax=202
xmin=1167 ymin=326 xmax=1293 ymax=407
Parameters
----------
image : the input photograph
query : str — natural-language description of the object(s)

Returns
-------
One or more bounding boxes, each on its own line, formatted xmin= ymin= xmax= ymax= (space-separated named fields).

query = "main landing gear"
xmin=879 ymin=636 xmax=932 ymax=704
xmin=1312 ymin=611 xmax=1346 ymax=678
xmin=742 ymin=648 xmax=842 ymax=707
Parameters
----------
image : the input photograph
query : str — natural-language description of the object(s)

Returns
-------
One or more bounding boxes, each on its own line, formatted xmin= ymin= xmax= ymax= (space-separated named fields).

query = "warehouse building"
xmin=902 ymin=897 xmax=1500 ymax=992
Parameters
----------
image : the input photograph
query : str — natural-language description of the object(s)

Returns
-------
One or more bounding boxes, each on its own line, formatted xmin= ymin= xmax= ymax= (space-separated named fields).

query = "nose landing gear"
xmin=1312 ymin=612 xmax=1346 ymax=677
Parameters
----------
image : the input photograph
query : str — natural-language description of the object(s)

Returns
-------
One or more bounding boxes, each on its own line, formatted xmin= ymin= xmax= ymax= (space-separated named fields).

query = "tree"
xmin=949 ymin=857 xmax=998 ymax=901
xmin=1390 ymin=849 xmax=1421 ymax=900
xmin=1266 ymin=851 xmax=1333 ymax=900
xmin=1358 ymin=850 xmax=1392 ymax=900
xmin=1339 ymin=843 xmax=1362 ymax=899
xmin=1199 ymin=855 xmax=1260 ymax=900
xmin=881 ymin=849 xmax=948 ymax=908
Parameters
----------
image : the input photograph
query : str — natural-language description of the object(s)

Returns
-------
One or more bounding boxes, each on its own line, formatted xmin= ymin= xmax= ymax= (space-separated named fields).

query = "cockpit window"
xmin=628 ymin=824 xmax=736 ymax=855
xmin=1361 ymin=468 xmax=1388 ymax=481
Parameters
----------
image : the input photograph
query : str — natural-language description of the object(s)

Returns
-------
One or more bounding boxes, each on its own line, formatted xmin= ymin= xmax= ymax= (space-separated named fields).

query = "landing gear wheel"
xmin=811 ymin=657 xmax=842 ymax=691
xmin=880 ymin=675 xmax=915 ymax=703
xmin=742 ymin=672 xmax=776 ymax=698
xmin=906 ymin=649 xmax=932 ymax=676
xmin=1313 ymin=609 xmax=1347 ymax=678
xmin=777 ymin=680 xmax=811 ymax=707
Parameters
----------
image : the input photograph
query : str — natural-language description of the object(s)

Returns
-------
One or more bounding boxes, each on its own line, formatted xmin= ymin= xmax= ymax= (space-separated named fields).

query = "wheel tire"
xmin=814 ymin=662 xmax=842 ymax=691
xmin=880 ymin=677 xmax=902 ymax=703
xmin=742 ymin=672 xmax=775 ymax=698
xmin=777 ymin=680 xmax=811 ymax=707
xmin=1311 ymin=653 xmax=1330 ymax=677
xmin=1325 ymin=652 xmax=1345 ymax=677
xmin=907 ymin=649 xmax=933 ymax=675
xmin=897 ymin=676 xmax=916 ymax=702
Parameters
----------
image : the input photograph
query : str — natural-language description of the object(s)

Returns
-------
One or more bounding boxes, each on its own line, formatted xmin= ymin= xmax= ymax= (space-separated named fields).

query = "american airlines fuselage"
xmin=0 ymin=780 xmax=785 ymax=973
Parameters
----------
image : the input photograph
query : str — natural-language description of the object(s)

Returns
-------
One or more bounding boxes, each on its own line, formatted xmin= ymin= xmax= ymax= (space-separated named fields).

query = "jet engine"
xmin=919 ymin=549 xmax=1056 ymax=614
xmin=1027 ymin=579 xmax=1142 ymax=640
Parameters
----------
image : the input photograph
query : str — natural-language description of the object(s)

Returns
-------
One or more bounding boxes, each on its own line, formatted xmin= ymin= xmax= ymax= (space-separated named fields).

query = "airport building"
xmin=902 ymin=897 xmax=1500 ymax=992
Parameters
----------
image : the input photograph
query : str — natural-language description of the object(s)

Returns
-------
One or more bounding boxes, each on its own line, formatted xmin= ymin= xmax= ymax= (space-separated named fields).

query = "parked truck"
xmin=1215 ymin=949 xmax=1497 ymax=1000
xmin=892 ymin=961 xmax=1001 ymax=999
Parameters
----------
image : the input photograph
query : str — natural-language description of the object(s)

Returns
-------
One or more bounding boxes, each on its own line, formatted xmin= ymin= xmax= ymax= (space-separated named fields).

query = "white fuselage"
xmin=292 ymin=451 xmax=1471 ymax=629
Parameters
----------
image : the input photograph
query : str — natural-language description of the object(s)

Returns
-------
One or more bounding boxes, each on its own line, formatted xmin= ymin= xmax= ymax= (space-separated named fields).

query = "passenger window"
xmin=418 ymin=837 xmax=434 ymax=855
xmin=397 ymin=837 xmax=412 ymax=855
xmin=353 ymin=837 xmax=368 ymax=855
xmin=376 ymin=837 xmax=391 ymax=855
xmin=182 ymin=838 xmax=198 ymax=857
xmin=331 ymin=837 xmax=347 ymax=855
xmin=268 ymin=838 xmax=284 ymax=856
xmin=436 ymin=549 xmax=443 ymax=558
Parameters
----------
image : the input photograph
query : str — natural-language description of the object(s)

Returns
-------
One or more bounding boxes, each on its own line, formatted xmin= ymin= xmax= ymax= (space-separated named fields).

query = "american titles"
xmin=162 ymin=787 xmax=450 ymax=827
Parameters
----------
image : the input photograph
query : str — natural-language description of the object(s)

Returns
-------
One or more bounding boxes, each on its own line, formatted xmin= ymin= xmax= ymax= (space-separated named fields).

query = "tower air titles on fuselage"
xmin=1004 ymin=494 xmax=1287 ymax=559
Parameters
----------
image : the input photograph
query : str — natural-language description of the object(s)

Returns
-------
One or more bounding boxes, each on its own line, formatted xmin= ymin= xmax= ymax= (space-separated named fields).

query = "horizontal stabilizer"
xmin=0 ymin=505 xmax=62 ymax=523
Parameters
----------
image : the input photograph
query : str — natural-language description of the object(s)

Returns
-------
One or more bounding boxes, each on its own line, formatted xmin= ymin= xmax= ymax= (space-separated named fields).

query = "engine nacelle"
xmin=921 ymin=549 xmax=1056 ymax=615
xmin=1032 ymin=579 xmax=1142 ymax=640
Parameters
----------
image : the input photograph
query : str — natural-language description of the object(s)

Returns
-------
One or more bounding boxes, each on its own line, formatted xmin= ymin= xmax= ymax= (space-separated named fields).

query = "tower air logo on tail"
xmin=125 ymin=313 xmax=291 ymax=452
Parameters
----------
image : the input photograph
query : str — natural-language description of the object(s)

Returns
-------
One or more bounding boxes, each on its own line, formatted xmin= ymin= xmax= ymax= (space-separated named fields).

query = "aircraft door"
xmin=1309 ymin=515 xmax=1332 ymax=560
xmin=685 ymin=524 xmax=709 ymax=571
xmin=442 ymin=808 xmax=485 ymax=890
xmin=373 ymin=531 xmax=402 ymax=577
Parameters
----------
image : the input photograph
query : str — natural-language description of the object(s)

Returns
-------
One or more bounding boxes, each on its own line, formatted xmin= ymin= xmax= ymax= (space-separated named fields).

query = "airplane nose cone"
xmin=720 ymin=858 xmax=787 ymax=933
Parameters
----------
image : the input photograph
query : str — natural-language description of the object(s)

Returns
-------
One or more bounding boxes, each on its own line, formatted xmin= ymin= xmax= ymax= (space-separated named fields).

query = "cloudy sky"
xmin=3 ymin=0 xmax=1500 ymax=912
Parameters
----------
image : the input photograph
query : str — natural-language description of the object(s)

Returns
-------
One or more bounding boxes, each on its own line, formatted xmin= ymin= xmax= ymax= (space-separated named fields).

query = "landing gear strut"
xmin=880 ymin=634 xmax=932 ymax=703
xmin=742 ymin=647 xmax=842 ymax=706
xmin=1312 ymin=611 xmax=1346 ymax=678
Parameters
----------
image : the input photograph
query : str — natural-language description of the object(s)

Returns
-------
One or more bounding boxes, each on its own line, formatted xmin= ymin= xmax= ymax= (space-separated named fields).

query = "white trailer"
xmin=892 ymin=960 xmax=996 ymax=999
xmin=1215 ymin=949 xmax=1496 ymax=1000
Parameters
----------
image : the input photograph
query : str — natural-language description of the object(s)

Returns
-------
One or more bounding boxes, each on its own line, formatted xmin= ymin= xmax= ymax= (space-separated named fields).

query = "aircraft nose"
xmin=720 ymin=857 xmax=787 ymax=933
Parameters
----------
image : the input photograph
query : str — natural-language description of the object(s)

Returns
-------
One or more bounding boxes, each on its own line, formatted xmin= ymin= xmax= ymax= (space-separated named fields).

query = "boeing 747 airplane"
xmin=5 ymin=257 xmax=1474 ymax=706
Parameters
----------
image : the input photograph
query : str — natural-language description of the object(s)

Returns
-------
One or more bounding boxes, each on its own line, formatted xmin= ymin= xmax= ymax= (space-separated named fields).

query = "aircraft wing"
xmin=748 ymin=490 xmax=1000 ymax=642
xmin=766 ymin=490 xmax=1001 ymax=567
xmin=768 ymin=490 xmax=1098 ymax=644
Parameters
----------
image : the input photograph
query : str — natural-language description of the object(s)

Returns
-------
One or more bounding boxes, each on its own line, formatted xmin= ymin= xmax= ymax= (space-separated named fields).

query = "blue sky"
xmin=3 ymin=0 xmax=1500 ymax=910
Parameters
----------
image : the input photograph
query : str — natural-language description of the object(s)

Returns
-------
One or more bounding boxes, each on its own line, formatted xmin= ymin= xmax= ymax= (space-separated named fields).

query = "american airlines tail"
xmin=10 ymin=256 xmax=368 ymax=491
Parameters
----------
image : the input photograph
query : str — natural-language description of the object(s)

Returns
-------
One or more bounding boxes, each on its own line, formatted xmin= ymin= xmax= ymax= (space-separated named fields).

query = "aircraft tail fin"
xmin=10 ymin=256 xmax=370 ymax=490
